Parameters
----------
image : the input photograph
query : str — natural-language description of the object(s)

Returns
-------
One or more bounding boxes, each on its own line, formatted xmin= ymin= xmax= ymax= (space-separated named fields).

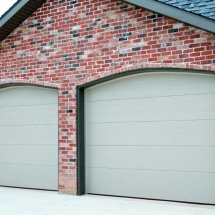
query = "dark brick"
xmin=134 ymin=6 xmax=141 ymax=10
xmin=11 ymin=45 xmax=17 ymax=48
xmin=69 ymin=159 xmax=76 ymax=162
xmin=62 ymin=54 xmax=68 ymax=58
xmin=70 ymin=30 xmax=77 ymax=34
xmin=55 ymin=62 xmax=62 ymax=66
xmin=123 ymin=32 xmax=132 ymax=37
xmin=85 ymin=35 xmax=93 ymax=39
xmin=70 ymin=0 xmax=77 ymax=4
xmin=147 ymin=14 xmax=157 ymax=19
xmin=66 ymin=110 xmax=73 ymax=113
xmin=65 ymin=57 xmax=72 ymax=61
xmin=120 ymin=4 xmax=128 ymax=9
xmin=213 ymin=59 xmax=215 ymax=64
xmin=168 ymin=29 xmax=178 ymax=33
xmin=102 ymin=24 xmax=109 ymax=28
xmin=73 ymin=64 xmax=80 ymax=67
xmin=73 ymin=33 xmax=80 ymax=37
xmin=119 ymin=37 xmax=127 ymax=41
xmin=62 ymin=91 xmax=69 ymax=95
xmin=20 ymin=67 xmax=26 ymax=70
xmin=59 ymin=0 xmax=65 ymax=3
xmin=86 ymin=27 xmax=93 ymax=31
xmin=65 ymin=65 xmax=72 ymax=68
xmin=95 ymin=18 xmax=101 ymax=22
xmin=138 ymin=34 xmax=147 ymax=38
xmin=153 ymin=27 xmax=162 ymax=31
xmin=75 ymin=74 xmax=82 ymax=78
xmin=132 ymin=47 xmax=141 ymax=51
xmin=77 ymin=52 xmax=84 ymax=55
xmin=114 ymin=26 xmax=122 ymax=30
xmin=37 ymin=26 xmax=43 ymax=30
xmin=36 ymin=76 xmax=43 ymax=78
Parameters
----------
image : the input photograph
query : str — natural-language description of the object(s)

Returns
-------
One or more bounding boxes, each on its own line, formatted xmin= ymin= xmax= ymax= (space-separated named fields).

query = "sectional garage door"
xmin=0 ymin=86 xmax=58 ymax=190
xmin=85 ymin=72 xmax=215 ymax=204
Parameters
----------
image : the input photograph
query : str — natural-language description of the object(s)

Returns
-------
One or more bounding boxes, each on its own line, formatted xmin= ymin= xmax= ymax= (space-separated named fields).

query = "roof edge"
xmin=124 ymin=0 xmax=215 ymax=34
xmin=0 ymin=0 xmax=30 ymax=28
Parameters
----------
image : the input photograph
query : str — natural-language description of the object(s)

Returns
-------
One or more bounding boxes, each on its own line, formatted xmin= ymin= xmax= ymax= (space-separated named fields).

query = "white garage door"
xmin=86 ymin=72 xmax=215 ymax=204
xmin=0 ymin=86 xmax=58 ymax=190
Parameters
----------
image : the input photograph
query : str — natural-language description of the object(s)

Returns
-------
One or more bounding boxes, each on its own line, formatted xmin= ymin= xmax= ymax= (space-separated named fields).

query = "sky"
xmin=0 ymin=0 xmax=17 ymax=17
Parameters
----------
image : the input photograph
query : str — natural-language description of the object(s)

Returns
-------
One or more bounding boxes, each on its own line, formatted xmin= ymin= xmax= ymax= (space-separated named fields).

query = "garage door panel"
xmin=0 ymin=104 xmax=58 ymax=125
xmin=87 ymin=94 xmax=215 ymax=123
xmin=0 ymin=164 xmax=58 ymax=190
xmin=88 ymin=146 xmax=215 ymax=172
xmin=86 ymin=73 xmax=215 ymax=204
xmin=0 ymin=86 xmax=58 ymax=190
xmin=87 ymin=73 xmax=215 ymax=102
xmin=87 ymin=168 xmax=215 ymax=204
xmin=0 ymin=145 xmax=58 ymax=165
xmin=0 ymin=87 xmax=58 ymax=107
xmin=87 ymin=120 xmax=215 ymax=146
xmin=0 ymin=125 xmax=58 ymax=145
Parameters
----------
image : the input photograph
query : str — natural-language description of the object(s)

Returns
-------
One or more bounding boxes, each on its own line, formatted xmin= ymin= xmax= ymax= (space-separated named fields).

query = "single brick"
xmin=114 ymin=26 xmax=122 ymax=30
xmin=11 ymin=45 xmax=17 ymax=48
xmin=77 ymin=52 xmax=84 ymax=55
xmin=102 ymin=24 xmax=109 ymax=28
xmin=62 ymin=91 xmax=69 ymax=95
xmin=132 ymin=47 xmax=141 ymax=51
xmin=119 ymin=37 xmax=127 ymax=41
xmin=85 ymin=35 xmax=93 ymax=39
xmin=55 ymin=62 xmax=62 ymax=66
xmin=75 ymin=74 xmax=82 ymax=78
xmin=168 ymin=29 xmax=178 ymax=33
xmin=71 ymin=0 xmax=77 ymax=4
xmin=147 ymin=14 xmax=157 ymax=19
xmin=65 ymin=57 xmax=72 ymax=61
xmin=86 ymin=27 xmax=93 ymax=31
xmin=120 ymin=4 xmax=128 ymax=9
xmin=73 ymin=33 xmax=80 ymax=37
xmin=66 ymin=110 xmax=73 ymax=113
xmin=123 ymin=32 xmax=132 ymax=36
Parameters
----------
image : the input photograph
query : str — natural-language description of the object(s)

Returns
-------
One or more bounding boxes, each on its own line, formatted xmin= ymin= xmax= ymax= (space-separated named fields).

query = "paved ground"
xmin=0 ymin=187 xmax=215 ymax=215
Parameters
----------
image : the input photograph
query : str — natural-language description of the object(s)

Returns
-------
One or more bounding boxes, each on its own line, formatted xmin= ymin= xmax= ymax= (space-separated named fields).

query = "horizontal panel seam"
xmin=87 ymin=167 xmax=215 ymax=174
xmin=87 ymin=92 xmax=215 ymax=103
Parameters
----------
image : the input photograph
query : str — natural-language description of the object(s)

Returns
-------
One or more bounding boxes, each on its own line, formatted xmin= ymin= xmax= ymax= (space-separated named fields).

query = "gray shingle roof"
xmin=157 ymin=0 xmax=215 ymax=20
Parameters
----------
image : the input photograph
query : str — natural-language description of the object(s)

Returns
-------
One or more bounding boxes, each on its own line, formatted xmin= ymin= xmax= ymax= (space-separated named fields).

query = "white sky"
xmin=0 ymin=0 xmax=17 ymax=17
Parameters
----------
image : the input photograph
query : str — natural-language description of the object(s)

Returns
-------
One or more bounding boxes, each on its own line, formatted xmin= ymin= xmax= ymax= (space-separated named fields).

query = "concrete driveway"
xmin=0 ymin=187 xmax=215 ymax=215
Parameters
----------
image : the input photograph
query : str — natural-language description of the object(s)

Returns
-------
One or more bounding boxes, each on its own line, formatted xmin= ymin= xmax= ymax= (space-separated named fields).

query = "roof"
xmin=0 ymin=0 xmax=215 ymax=43
xmin=158 ymin=0 xmax=215 ymax=20
xmin=125 ymin=0 xmax=215 ymax=33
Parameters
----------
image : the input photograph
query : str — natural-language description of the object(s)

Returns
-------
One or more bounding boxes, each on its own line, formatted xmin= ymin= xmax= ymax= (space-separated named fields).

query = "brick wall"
xmin=0 ymin=0 xmax=215 ymax=194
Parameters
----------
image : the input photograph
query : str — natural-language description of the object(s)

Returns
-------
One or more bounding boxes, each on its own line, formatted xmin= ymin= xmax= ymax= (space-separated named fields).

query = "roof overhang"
xmin=124 ymin=0 xmax=215 ymax=34
xmin=0 ymin=0 xmax=47 ymax=42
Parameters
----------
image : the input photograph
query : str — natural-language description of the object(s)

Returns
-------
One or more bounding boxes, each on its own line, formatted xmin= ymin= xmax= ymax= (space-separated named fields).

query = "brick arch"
xmin=0 ymin=79 xmax=58 ymax=89
xmin=76 ymin=63 xmax=215 ymax=86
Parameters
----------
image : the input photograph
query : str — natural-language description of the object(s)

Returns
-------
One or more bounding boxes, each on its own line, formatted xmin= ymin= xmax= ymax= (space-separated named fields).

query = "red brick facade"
xmin=0 ymin=0 xmax=215 ymax=194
